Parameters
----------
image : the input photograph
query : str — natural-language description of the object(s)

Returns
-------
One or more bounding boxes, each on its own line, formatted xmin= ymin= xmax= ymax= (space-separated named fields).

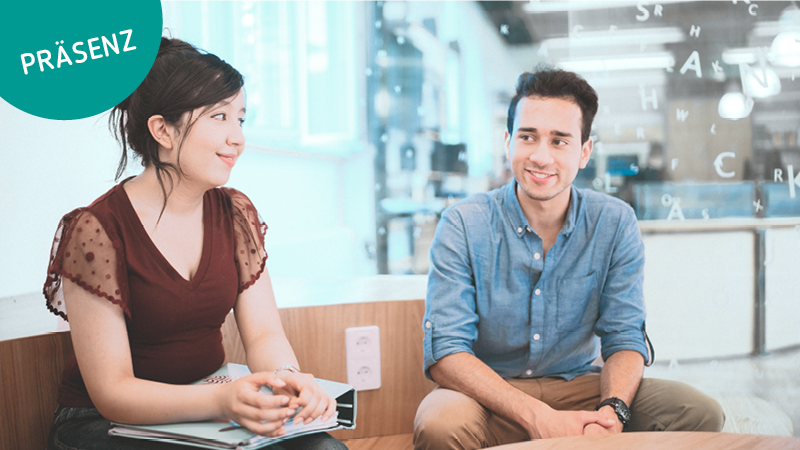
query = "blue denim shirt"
xmin=423 ymin=180 xmax=652 ymax=381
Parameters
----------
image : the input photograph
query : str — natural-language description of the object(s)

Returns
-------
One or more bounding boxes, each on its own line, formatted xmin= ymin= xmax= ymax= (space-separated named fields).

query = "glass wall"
xmin=166 ymin=1 xmax=361 ymax=156
xmin=370 ymin=1 xmax=800 ymax=274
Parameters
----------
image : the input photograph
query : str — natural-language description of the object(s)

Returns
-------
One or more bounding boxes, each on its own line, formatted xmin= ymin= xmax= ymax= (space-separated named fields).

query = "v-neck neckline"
xmin=118 ymin=180 xmax=213 ymax=290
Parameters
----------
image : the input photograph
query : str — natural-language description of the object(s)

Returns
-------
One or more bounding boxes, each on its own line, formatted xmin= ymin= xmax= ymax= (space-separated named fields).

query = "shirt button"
xmin=534 ymin=253 xmax=541 ymax=260
xmin=535 ymin=289 xmax=541 ymax=295
xmin=534 ymin=334 xmax=541 ymax=340
xmin=525 ymin=369 xmax=533 ymax=376
xmin=425 ymin=321 xmax=431 ymax=329
xmin=517 ymin=227 xmax=523 ymax=233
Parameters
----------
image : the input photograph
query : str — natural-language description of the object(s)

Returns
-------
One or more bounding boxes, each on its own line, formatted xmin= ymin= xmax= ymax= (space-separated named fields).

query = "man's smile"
xmin=527 ymin=169 xmax=555 ymax=182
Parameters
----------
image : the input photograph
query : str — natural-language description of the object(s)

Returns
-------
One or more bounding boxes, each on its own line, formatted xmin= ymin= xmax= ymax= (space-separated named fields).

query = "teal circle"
xmin=0 ymin=1 xmax=162 ymax=120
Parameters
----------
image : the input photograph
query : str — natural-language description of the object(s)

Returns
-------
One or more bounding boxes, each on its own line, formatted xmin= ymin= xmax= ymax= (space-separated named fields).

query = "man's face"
xmin=505 ymin=96 xmax=593 ymax=205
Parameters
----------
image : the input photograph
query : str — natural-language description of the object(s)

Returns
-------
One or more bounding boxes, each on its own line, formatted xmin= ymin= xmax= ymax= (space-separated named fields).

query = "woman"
xmin=43 ymin=37 xmax=348 ymax=450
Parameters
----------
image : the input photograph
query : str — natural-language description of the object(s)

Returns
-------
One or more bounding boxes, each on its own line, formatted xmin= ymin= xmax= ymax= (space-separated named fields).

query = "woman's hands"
xmin=272 ymin=371 xmax=338 ymax=425
xmin=230 ymin=268 xmax=336 ymax=432
xmin=217 ymin=372 xmax=297 ymax=437
xmin=216 ymin=370 xmax=336 ymax=437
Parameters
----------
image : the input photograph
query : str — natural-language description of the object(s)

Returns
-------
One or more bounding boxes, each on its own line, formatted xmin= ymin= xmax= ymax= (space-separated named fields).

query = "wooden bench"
xmin=0 ymin=331 xmax=74 ymax=450
xmin=3 ymin=298 xmax=795 ymax=449
xmin=0 ymin=299 xmax=432 ymax=450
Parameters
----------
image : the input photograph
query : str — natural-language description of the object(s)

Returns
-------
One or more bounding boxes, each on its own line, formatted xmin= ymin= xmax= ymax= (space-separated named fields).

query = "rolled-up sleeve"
xmin=594 ymin=208 xmax=652 ymax=364
xmin=423 ymin=207 xmax=480 ymax=379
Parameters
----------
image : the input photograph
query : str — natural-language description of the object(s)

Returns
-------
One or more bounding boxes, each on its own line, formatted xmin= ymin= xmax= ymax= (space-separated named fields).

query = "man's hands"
xmin=583 ymin=350 xmax=644 ymax=436
xmin=583 ymin=405 xmax=624 ymax=435
xmin=521 ymin=402 xmax=617 ymax=440
xmin=272 ymin=371 xmax=337 ymax=426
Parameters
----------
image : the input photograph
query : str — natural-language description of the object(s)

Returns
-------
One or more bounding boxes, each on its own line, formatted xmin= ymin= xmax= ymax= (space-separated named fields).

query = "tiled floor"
xmin=644 ymin=346 xmax=800 ymax=436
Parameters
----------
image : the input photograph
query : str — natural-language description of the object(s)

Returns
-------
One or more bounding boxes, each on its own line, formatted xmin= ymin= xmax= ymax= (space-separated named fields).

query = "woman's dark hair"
xmin=109 ymin=37 xmax=244 ymax=217
xmin=507 ymin=65 xmax=598 ymax=144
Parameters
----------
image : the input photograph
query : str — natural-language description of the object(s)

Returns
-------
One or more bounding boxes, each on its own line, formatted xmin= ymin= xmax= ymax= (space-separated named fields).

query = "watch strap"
xmin=595 ymin=397 xmax=630 ymax=426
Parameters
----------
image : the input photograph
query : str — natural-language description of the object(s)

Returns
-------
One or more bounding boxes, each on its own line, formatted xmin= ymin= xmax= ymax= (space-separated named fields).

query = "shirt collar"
xmin=562 ymin=185 xmax=579 ymax=237
xmin=504 ymin=180 xmax=529 ymax=238
xmin=503 ymin=180 xmax=580 ymax=238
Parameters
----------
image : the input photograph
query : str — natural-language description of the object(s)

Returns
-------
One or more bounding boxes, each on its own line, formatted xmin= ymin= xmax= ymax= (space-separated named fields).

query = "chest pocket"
xmin=556 ymin=273 xmax=600 ymax=331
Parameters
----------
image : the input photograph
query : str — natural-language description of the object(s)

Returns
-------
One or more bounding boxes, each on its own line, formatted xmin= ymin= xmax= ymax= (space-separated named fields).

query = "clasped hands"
xmin=217 ymin=371 xmax=337 ymax=437
xmin=525 ymin=404 xmax=622 ymax=440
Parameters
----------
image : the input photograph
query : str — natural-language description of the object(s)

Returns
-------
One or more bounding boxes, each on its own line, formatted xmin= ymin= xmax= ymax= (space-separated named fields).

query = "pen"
xmin=219 ymin=421 xmax=241 ymax=432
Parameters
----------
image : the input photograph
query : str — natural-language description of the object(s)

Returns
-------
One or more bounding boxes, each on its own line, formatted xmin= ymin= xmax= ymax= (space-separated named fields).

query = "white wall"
xmin=0 ymin=105 xmax=376 ymax=300
xmin=643 ymin=231 xmax=755 ymax=360
xmin=227 ymin=147 xmax=376 ymax=280
xmin=0 ymin=3 xmax=377 ymax=300
xmin=765 ymin=227 xmax=800 ymax=351
xmin=642 ymin=227 xmax=800 ymax=358
xmin=0 ymin=98 xmax=122 ymax=298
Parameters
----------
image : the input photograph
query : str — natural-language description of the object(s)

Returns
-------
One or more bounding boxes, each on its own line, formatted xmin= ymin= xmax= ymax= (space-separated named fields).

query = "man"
xmin=414 ymin=67 xmax=724 ymax=450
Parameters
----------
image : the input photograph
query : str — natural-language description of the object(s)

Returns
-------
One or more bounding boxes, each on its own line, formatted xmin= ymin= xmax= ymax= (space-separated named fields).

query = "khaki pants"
xmin=413 ymin=374 xmax=725 ymax=450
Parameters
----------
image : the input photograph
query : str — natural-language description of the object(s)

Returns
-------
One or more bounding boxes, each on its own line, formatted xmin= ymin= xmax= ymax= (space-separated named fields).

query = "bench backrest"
xmin=0 ymin=331 xmax=73 ymax=450
xmin=225 ymin=299 xmax=436 ymax=440
xmin=0 ymin=299 xmax=434 ymax=448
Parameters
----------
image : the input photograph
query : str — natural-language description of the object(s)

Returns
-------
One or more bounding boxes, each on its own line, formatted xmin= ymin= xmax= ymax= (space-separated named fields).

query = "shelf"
xmin=639 ymin=217 xmax=800 ymax=233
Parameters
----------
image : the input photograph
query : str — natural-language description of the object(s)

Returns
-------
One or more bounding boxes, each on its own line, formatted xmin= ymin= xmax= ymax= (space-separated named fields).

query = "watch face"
xmin=613 ymin=399 xmax=631 ymax=424
xmin=597 ymin=397 xmax=631 ymax=425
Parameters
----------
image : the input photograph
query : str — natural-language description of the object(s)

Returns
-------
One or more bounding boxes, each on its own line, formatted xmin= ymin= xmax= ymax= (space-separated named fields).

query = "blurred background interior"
xmin=1 ymin=0 xmax=799 ymax=435
xmin=165 ymin=0 xmax=800 ymax=276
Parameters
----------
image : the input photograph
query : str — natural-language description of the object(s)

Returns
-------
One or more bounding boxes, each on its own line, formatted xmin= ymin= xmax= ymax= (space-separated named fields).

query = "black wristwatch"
xmin=595 ymin=397 xmax=631 ymax=427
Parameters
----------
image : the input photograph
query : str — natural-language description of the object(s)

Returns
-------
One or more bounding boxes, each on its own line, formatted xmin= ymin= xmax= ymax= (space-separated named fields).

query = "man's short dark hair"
xmin=507 ymin=65 xmax=598 ymax=144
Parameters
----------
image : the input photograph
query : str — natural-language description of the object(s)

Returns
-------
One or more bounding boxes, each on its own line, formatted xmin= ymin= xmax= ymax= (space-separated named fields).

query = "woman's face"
xmin=173 ymin=89 xmax=246 ymax=189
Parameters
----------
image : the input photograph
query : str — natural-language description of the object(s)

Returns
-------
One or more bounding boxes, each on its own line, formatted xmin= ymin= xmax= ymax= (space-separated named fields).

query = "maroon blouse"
xmin=43 ymin=181 xmax=267 ymax=407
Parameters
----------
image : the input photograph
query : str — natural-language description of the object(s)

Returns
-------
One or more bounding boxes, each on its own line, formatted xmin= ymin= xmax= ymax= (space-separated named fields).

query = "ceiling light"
xmin=374 ymin=87 xmax=390 ymax=119
xmin=718 ymin=93 xmax=754 ymax=120
xmin=769 ymin=31 xmax=800 ymax=67
xmin=542 ymin=27 xmax=685 ymax=50
xmin=523 ymin=0 xmax=691 ymax=13
xmin=722 ymin=48 xmax=758 ymax=65
xmin=778 ymin=5 xmax=800 ymax=31
xmin=751 ymin=21 xmax=784 ymax=38
xmin=741 ymin=64 xmax=781 ymax=98
xmin=557 ymin=52 xmax=675 ymax=72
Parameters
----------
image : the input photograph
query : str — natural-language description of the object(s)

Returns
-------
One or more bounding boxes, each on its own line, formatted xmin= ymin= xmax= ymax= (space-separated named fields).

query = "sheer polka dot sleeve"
xmin=223 ymin=188 xmax=268 ymax=293
xmin=43 ymin=209 xmax=129 ymax=321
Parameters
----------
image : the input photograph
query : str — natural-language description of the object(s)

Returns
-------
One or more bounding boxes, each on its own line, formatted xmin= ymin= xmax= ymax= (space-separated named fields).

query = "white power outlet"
xmin=345 ymin=325 xmax=381 ymax=391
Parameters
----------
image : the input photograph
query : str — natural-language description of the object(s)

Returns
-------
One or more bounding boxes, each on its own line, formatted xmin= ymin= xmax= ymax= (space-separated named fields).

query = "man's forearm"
xmin=592 ymin=350 xmax=644 ymax=433
xmin=429 ymin=352 xmax=546 ymax=429
xmin=600 ymin=350 xmax=644 ymax=405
